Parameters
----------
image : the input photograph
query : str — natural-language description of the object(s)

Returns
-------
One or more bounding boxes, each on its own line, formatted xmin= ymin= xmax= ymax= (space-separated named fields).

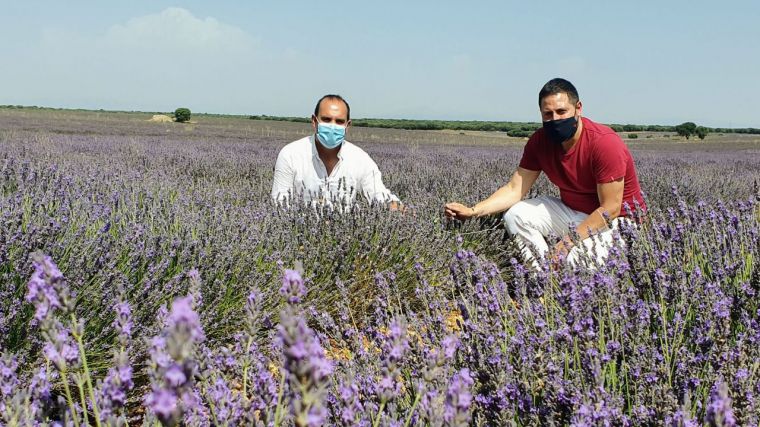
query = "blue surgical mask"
xmin=316 ymin=122 xmax=346 ymax=149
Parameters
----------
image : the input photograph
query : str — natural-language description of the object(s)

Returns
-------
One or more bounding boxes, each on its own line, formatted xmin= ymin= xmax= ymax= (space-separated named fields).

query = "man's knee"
xmin=503 ymin=200 xmax=533 ymax=234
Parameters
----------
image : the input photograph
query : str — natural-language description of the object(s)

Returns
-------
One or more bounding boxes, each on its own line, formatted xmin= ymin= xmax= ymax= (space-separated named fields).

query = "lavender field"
xmin=1 ymin=108 xmax=759 ymax=426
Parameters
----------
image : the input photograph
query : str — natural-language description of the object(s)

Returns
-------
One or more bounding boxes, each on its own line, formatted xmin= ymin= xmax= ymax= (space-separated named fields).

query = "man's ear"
xmin=576 ymin=101 xmax=583 ymax=116
xmin=346 ymin=119 xmax=352 ymax=130
xmin=311 ymin=115 xmax=318 ymax=131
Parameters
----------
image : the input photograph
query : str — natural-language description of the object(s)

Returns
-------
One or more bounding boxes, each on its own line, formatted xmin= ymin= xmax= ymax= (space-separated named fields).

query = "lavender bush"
xmin=0 ymin=110 xmax=758 ymax=425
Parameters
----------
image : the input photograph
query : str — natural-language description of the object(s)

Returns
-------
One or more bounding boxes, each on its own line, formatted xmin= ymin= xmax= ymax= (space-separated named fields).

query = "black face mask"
xmin=543 ymin=116 xmax=577 ymax=144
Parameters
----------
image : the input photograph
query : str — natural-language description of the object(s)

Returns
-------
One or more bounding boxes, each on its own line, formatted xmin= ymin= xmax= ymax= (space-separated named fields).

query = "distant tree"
xmin=696 ymin=126 xmax=709 ymax=140
xmin=675 ymin=122 xmax=697 ymax=139
xmin=610 ymin=124 xmax=624 ymax=132
xmin=174 ymin=108 xmax=191 ymax=123
xmin=509 ymin=130 xmax=532 ymax=138
xmin=628 ymin=133 xmax=638 ymax=139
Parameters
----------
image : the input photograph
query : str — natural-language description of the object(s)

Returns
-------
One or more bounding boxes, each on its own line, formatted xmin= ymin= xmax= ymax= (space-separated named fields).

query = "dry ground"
xmin=1 ymin=107 xmax=758 ymax=151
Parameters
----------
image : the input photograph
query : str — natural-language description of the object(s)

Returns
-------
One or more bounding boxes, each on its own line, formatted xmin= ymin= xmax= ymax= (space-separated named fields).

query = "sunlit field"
xmin=1 ymin=108 xmax=758 ymax=425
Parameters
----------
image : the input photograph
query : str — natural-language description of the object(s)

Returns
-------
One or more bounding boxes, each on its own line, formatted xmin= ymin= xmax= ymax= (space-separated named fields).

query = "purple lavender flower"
xmin=281 ymin=269 xmax=306 ymax=305
xmin=3 ymin=114 xmax=760 ymax=425
xmin=278 ymin=278 xmax=333 ymax=427
xmin=25 ymin=254 xmax=65 ymax=322
xmin=29 ymin=365 xmax=54 ymax=403
xmin=0 ymin=353 xmax=19 ymax=398
xmin=181 ymin=388 xmax=211 ymax=426
xmin=145 ymin=293 xmax=206 ymax=424
xmin=97 ymin=324 xmax=134 ymax=420
xmin=206 ymin=377 xmax=243 ymax=425
xmin=706 ymin=381 xmax=736 ymax=427
xmin=164 ymin=364 xmax=187 ymax=388
xmin=145 ymin=387 xmax=179 ymax=422
xmin=376 ymin=318 xmax=410 ymax=404
xmin=666 ymin=409 xmax=699 ymax=427
xmin=42 ymin=328 xmax=80 ymax=370
xmin=236 ymin=335 xmax=278 ymax=419
xmin=168 ymin=296 xmax=205 ymax=343
xmin=441 ymin=335 xmax=459 ymax=359
xmin=246 ymin=289 xmax=262 ymax=313
xmin=335 ymin=382 xmax=365 ymax=426
xmin=444 ymin=368 xmax=474 ymax=426
xmin=112 ymin=301 xmax=133 ymax=341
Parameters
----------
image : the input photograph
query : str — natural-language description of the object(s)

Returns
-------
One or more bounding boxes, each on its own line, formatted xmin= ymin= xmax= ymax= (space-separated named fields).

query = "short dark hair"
xmin=538 ymin=78 xmax=579 ymax=106
xmin=314 ymin=94 xmax=350 ymax=121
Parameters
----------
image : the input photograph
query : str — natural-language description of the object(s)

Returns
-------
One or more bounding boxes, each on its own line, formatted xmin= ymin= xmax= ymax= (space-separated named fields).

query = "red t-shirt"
xmin=519 ymin=117 xmax=646 ymax=216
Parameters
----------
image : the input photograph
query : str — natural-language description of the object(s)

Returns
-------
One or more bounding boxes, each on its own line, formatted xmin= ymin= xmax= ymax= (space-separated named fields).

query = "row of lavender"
xmin=1 ymin=122 xmax=759 ymax=424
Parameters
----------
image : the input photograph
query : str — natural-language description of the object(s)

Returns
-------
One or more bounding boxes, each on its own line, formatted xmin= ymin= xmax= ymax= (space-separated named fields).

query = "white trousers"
xmin=502 ymin=196 xmax=628 ymax=269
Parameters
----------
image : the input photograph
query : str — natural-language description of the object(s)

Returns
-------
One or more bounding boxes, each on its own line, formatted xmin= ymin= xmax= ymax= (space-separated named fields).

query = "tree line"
xmin=1 ymin=105 xmax=756 ymax=137
xmin=248 ymin=115 xmax=760 ymax=138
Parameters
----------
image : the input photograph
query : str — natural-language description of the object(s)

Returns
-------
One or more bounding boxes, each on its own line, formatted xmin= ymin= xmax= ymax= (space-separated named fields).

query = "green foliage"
xmin=696 ymin=126 xmax=709 ymax=140
xmin=174 ymin=108 xmax=192 ymax=123
xmin=248 ymin=114 xmax=311 ymax=123
xmin=675 ymin=122 xmax=698 ymax=139
xmin=243 ymin=114 xmax=760 ymax=137
xmin=508 ymin=130 xmax=533 ymax=138
xmin=628 ymin=133 xmax=639 ymax=139
xmin=248 ymin=115 xmax=542 ymax=135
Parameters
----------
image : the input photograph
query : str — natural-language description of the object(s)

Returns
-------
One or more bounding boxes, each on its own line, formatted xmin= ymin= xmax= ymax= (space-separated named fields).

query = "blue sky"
xmin=1 ymin=1 xmax=758 ymax=127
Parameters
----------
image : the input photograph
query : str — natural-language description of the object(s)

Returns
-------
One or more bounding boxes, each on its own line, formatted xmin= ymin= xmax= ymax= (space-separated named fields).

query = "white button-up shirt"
xmin=271 ymin=135 xmax=399 ymax=206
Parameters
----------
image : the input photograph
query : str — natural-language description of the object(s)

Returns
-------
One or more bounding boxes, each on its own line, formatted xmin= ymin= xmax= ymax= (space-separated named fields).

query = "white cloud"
xmin=4 ymin=7 xmax=294 ymax=114
xmin=102 ymin=7 xmax=259 ymax=54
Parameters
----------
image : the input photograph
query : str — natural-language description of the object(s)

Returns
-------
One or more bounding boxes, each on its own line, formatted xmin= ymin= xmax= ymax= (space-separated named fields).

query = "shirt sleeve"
xmin=271 ymin=149 xmax=294 ymax=203
xmin=592 ymin=134 xmax=628 ymax=184
xmin=359 ymin=157 xmax=400 ymax=204
xmin=518 ymin=132 xmax=542 ymax=171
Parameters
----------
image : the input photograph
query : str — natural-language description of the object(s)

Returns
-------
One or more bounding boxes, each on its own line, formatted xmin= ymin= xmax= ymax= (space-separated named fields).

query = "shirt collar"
xmin=310 ymin=134 xmax=345 ymax=160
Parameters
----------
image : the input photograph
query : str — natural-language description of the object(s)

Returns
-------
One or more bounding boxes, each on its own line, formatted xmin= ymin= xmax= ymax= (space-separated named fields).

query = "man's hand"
xmin=389 ymin=201 xmax=413 ymax=216
xmin=443 ymin=168 xmax=540 ymax=223
xmin=550 ymin=237 xmax=574 ymax=270
xmin=444 ymin=202 xmax=476 ymax=221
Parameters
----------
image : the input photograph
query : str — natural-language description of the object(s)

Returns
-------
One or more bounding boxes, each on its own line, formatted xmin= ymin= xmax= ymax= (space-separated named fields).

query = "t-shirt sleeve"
xmin=592 ymin=133 xmax=628 ymax=184
xmin=518 ymin=133 xmax=541 ymax=171
xmin=359 ymin=155 xmax=400 ymax=204
xmin=271 ymin=148 xmax=294 ymax=203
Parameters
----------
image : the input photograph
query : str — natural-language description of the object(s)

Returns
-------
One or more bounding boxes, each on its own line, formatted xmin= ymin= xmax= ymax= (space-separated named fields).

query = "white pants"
xmin=503 ymin=196 xmax=628 ymax=269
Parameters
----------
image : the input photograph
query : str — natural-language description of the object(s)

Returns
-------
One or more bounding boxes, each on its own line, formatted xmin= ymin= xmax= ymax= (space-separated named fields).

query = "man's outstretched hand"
xmin=444 ymin=202 xmax=476 ymax=221
xmin=389 ymin=201 xmax=414 ymax=216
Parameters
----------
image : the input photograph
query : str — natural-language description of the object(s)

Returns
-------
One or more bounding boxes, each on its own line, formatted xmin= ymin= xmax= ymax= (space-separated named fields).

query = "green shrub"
xmin=628 ymin=133 xmax=639 ymax=139
xmin=675 ymin=122 xmax=697 ymax=139
xmin=174 ymin=108 xmax=191 ymax=123
xmin=508 ymin=130 xmax=532 ymax=138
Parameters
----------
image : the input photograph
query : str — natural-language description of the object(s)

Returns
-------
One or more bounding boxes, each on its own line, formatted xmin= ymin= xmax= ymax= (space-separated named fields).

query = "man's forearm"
xmin=572 ymin=205 xmax=618 ymax=240
xmin=472 ymin=186 xmax=521 ymax=217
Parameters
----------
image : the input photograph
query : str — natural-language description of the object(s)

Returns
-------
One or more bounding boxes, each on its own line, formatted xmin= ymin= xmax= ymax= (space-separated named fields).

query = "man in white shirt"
xmin=271 ymin=94 xmax=401 ymax=209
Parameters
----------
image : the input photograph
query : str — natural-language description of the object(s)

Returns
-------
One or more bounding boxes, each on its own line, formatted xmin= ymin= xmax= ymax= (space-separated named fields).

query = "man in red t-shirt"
xmin=445 ymin=78 xmax=645 ymax=268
